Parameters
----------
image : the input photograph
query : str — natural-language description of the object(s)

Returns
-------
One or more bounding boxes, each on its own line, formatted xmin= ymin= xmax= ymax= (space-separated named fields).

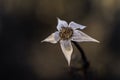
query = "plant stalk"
xmin=72 ymin=41 xmax=90 ymax=80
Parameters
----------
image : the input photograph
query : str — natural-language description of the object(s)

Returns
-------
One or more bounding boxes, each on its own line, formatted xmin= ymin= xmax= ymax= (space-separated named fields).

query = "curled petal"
xmin=71 ymin=30 xmax=100 ymax=43
xmin=69 ymin=21 xmax=86 ymax=30
xmin=57 ymin=18 xmax=68 ymax=31
xmin=42 ymin=31 xmax=60 ymax=43
xmin=60 ymin=40 xmax=73 ymax=66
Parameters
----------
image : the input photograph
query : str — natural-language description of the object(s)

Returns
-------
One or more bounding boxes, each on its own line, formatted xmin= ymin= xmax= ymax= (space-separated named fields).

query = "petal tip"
xmin=41 ymin=40 xmax=45 ymax=43
xmin=57 ymin=17 xmax=60 ymax=21
xmin=41 ymin=39 xmax=47 ymax=43
xmin=93 ymin=39 xmax=100 ymax=43
xmin=81 ymin=26 xmax=86 ymax=29
xmin=96 ymin=40 xmax=100 ymax=43
xmin=68 ymin=62 xmax=71 ymax=66
xmin=41 ymin=40 xmax=44 ymax=43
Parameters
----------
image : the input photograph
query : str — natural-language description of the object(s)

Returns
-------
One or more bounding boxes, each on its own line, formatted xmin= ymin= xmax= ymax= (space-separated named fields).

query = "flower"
xmin=42 ymin=18 xmax=99 ymax=66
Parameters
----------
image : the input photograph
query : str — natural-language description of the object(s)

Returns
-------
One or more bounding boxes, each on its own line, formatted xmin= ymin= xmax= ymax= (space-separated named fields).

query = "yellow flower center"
xmin=59 ymin=27 xmax=73 ymax=40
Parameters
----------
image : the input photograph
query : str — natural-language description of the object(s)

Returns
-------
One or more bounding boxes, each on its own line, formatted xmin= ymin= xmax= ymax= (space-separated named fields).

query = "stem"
xmin=72 ymin=41 xmax=90 ymax=80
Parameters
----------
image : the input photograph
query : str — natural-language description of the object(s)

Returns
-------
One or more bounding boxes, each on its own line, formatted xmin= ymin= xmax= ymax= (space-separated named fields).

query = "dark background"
xmin=0 ymin=0 xmax=120 ymax=80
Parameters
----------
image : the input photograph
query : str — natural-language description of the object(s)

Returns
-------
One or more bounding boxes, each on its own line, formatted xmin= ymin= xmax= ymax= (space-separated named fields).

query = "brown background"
xmin=0 ymin=0 xmax=120 ymax=80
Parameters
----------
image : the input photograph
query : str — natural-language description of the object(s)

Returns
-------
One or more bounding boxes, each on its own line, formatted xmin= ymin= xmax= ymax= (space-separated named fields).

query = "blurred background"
xmin=0 ymin=0 xmax=120 ymax=80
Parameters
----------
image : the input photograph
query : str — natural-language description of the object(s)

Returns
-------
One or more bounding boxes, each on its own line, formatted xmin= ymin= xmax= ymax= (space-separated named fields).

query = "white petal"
xmin=69 ymin=21 xmax=86 ymax=30
xmin=57 ymin=18 xmax=68 ymax=31
xmin=60 ymin=40 xmax=73 ymax=66
xmin=71 ymin=30 xmax=100 ymax=43
xmin=41 ymin=31 xmax=60 ymax=43
xmin=54 ymin=31 xmax=60 ymax=42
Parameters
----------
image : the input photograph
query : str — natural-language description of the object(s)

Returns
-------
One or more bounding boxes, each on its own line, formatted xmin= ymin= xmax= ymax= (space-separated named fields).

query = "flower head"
xmin=42 ymin=18 xmax=99 ymax=66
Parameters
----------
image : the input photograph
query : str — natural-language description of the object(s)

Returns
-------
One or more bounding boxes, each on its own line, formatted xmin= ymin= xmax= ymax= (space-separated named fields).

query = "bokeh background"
xmin=0 ymin=0 xmax=120 ymax=80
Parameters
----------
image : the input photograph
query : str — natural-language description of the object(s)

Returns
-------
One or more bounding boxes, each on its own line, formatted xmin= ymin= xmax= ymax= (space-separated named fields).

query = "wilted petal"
xmin=60 ymin=40 xmax=73 ymax=66
xmin=42 ymin=31 xmax=60 ymax=43
xmin=71 ymin=30 xmax=100 ymax=43
xmin=57 ymin=18 xmax=68 ymax=31
xmin=69 ymin=21 xmax=86 ymax=30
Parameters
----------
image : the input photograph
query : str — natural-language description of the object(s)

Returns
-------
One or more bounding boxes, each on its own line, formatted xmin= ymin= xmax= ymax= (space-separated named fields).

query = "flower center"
xmin=59 ymin=27 xmax=73 ymax=40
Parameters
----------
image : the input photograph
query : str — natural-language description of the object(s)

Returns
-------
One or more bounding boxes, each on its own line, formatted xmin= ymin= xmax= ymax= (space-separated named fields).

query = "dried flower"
xmin=42 ymin=18 xmax=99 ymax=66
